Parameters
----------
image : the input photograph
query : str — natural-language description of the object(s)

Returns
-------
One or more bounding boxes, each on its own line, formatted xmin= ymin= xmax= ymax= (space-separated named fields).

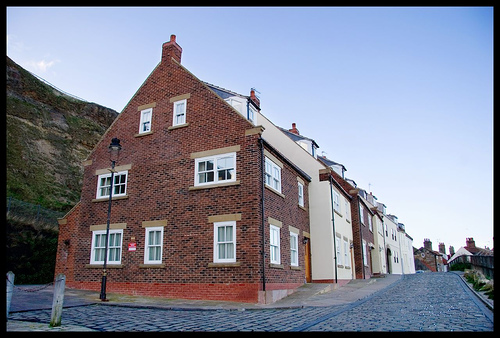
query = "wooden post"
xmin=49 ymin=274 xmax=66 ymax=327
xmin=6 ymin=271 xmax=15 ymax=321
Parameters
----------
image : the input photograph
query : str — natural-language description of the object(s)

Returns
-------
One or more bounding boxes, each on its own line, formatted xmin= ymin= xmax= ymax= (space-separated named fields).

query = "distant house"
xmin=448 ymin=237 xmax=493 ymax=278
xmin=55 ymin=35 xmax=312 ymax=304
xmin=413 ymin=239 xmax=445 ymax=272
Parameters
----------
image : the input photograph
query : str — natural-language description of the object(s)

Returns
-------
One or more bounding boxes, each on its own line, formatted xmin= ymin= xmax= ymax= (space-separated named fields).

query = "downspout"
xmin=357 ymin=196 xmax=365 ymax=279
xmin=259 ymin=137 xmax=266 ymax=292
xmin=329 ymin=176 xmax=338 ymax=284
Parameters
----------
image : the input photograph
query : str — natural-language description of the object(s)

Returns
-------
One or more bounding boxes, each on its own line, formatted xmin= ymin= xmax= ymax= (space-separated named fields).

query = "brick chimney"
xmin=438 ymin=243 xmax=446 ymax=255
xmin=465 ymin=237 xmax=476 ymax=249
xmin=162 ymin=34 xmax=182 ymax=64
xmin=289 ymin=123 xmax=300 ymax=135
xmin=250 ymin=89 xmax=260 ymax=109
xmin=424 ymin=238 xmax=433 ymax=251
xmin=449 ymin=246 xmax=455 ymax=256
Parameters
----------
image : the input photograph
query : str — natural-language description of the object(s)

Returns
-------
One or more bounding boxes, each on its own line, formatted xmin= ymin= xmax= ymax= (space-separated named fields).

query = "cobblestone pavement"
xmin=7 ymin=272 xmax=493 ymax=331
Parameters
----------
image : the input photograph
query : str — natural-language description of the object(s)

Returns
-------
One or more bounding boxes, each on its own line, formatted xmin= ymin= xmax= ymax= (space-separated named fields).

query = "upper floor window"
xmin=248 ymin=105 xmax=257 ymax=124
xmin=139 ymin=108 xmax=152 ymax=134
xmin=96 ymin=171 xmax=128 ymax=199
xmin=368 ymin=215 xmax=373 ymax=232
xmin=345 ymin=200 xmax=350 ymax=221
xmin=333 ymin=191 xmax=341 ymax=214
xmin=173 ymin=99 xmax=187 ymax=126
xmin=298 ymin=182 xmax=304 ymax=207
xmin=265 ymin=157 xmax=281 ymax=193
xmin=195 ymin=152 xmax=236 ymax=186
xmin=359 ymin=204 xmax=365 ymax=225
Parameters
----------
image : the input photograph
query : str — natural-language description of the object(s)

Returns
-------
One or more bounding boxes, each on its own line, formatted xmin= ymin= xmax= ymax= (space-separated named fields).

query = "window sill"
xmin=265 ymin=184 xmax=285 ymax=198
xmin=299 ymin=204 xmax=307 ymax=211
xmin=189 ymin=180 xmax=240 ymax=191
xmin=168 ymin=123 xmax=189 ymax=130
xmin=290 ymin=265 xmax=301 ymax=270
xmin=92 ymin=195 xmax=129 ymax=202
xmin=334 ymin=209 xmax=343 ymax=217
xmin=134 ymin=131 xmax=153 ymax=138
xmin=208 ymin=262 xmax=241 ymax=267
xmin=139 ymin=264 xmax=165 ymax=268
xmin=86 ymin=264 xmax=123 ymax=269
xmin=269 ymin=263 xmax=284 ymax=269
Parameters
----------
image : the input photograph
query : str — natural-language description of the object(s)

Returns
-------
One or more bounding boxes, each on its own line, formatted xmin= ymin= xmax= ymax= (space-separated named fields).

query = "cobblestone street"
xmin=7 ymin=272 xmax=493 ymax=331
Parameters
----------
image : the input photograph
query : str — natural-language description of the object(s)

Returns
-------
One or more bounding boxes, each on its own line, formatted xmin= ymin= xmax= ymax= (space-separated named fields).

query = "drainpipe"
xmin=329 ymin=176 xmax=338 ymax=284
xmin=259 ymin=137 xmax=266 ymax=292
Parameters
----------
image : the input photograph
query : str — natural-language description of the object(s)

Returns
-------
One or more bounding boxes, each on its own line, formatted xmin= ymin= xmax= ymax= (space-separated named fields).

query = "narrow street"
xmin=7 ymin=272 xmax=493 ymax=331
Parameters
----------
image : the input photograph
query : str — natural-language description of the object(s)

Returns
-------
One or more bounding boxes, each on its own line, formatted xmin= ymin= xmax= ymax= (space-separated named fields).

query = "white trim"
xmin=173 ymin=99 xmax=187 ymax=126
xmin=270 ymin=224 xmax=281 ymax=265
xmin=290 ymin=231 xmax=299 ymax=267
xmin=96 ymin=170 xmax=128 ymax=199
xmin=139 ymin=107 xmax=153 ymax=134
xmin=194 ymin=152 xmax=236 ymax=187
xmin=90 ymin=229 xmax=123 ymax=265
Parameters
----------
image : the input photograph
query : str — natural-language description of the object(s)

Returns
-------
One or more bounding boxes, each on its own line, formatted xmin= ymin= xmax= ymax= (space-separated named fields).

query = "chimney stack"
xmin=289 ymin=123 xmax=300 ymax=135
xmin=162 ymin=34 xmax=182 ymax=64
xmin=250 ymin=89 xmax=260 ymax=109
xmin=449 ymin=246 xmax=455 ymax=256
xmin=424 ymin=238 xmax=433 ymax=251
xmin=438 ymin=243 xmax=446 ymax=254
xmin=466 ymin=237 xmax=476 ymax=249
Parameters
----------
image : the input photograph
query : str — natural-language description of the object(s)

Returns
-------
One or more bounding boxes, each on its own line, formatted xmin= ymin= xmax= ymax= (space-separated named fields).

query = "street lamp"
xmin=99 ymin=137 xmax=122 ymax=301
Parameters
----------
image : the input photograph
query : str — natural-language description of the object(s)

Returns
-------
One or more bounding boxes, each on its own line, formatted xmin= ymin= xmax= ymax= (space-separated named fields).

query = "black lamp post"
xmin=99 ymin=137 xmax=122 ymax=301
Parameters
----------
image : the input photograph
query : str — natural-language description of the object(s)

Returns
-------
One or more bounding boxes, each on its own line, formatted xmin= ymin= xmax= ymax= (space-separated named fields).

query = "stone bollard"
xmin=6 ymin=271 xmax=15 ymax=321
xmin=49 ymin=274 xmax=66 ymax=327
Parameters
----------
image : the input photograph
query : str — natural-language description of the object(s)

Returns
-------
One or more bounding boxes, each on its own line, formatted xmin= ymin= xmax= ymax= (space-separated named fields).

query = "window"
xmin=336 ymin=235 xmax=342 ymax=266
xmin=90 ymin=229 xmax=123 ymax=265
xmin=368 ymin=215 xmax=373 ymax=232
xmin=270 ymin=225 xmax=281 ymax=264
xmin=96 ymin=171 xmax=128 ymax=199
xmin=213 ymin=221 xmax=236 ymax=263
xmin=173 ymin=99 xmax=187 ymax=126
xmin=333 ymin=191 xmax=341 ymax=214
xmin=343 ymin=239 xmax=350 ymax=267
xmin=195 ymin=153 xmax=236 ymax=186
xmin=362 ymin=240 xmax=368 ymax=266
xmin=144 ymin=227 xmax=163 ymax=264
xmin=359 ymin=204 xmax=365 ymax=225
xmin=298 ymin=182 xmax=304 ymax=207
xmin=265 ymin=157 xmax=281 ymax=193
xmin=248 ymin=105 xmax=257 ymax=123
xmin=139 ymin=108 xmax=152 ymax=134
xmin=345 ymin=200 xmax=350 ymax=221
xmin=290 ymin=232 xmax=298 ymax=267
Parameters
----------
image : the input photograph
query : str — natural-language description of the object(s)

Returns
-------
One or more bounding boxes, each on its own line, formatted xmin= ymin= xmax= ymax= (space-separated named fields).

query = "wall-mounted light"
xmin=303 ymin=237 xmax=309 ymax=245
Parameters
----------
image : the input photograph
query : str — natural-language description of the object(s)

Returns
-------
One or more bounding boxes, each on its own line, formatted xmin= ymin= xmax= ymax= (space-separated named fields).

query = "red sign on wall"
xmin=128 ymin=242 xmax=137 ymax=251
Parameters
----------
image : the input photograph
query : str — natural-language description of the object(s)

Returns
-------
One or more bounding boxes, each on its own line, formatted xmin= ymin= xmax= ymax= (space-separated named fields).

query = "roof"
xmin=318 ymin=155 xmax=347 ymax=172
xmin=278 ymin=127 xmax=320 ymax=149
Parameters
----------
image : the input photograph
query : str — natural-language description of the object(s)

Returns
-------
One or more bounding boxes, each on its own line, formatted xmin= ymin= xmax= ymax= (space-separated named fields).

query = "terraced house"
xmin=55 ymin=35 xmax=312 ymax=304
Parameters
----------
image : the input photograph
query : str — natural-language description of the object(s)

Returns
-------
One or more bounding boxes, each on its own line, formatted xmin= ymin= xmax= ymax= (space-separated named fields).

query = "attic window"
xmin=173 ymin=99 xmax=187 ymax=126
xmin=139 ymin=108 xmax=152 ymax=134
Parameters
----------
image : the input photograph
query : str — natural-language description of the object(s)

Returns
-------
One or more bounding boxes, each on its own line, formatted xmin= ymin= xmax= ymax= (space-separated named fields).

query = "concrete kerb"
xmin=450 ymin=271 xmax=494 ymax=311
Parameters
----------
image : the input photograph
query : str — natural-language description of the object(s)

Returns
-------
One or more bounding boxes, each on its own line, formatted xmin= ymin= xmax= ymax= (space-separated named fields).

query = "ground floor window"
xmin=90 ymin=229 xmax=123 ymax=265
xmin=270 ymin=225 xmax=281 ymax=264
xmin=213 ymin=221 xmax=236 ymax=263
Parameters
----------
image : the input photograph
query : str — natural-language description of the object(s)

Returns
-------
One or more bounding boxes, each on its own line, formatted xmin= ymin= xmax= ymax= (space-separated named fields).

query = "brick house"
xmin=413 ymin=239 xmax=444 ymax=272
xmin=54 ymin=35 xmax=311 ymax=304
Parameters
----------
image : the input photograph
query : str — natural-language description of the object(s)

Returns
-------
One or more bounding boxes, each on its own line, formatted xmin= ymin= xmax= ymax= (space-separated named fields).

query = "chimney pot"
xmin=289 ymin=123 xmax=300 ymax=135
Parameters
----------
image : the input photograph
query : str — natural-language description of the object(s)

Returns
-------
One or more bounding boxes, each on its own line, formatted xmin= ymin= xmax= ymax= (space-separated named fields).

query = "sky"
xmin=6 ymin=6 xmax=493 ymax=253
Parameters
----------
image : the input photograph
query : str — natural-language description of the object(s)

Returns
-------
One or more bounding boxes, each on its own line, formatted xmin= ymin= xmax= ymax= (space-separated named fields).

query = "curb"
xmin=452 ymin=271 xmax=494 ymax=311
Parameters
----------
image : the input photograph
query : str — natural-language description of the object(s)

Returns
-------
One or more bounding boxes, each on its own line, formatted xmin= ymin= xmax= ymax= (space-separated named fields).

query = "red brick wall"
xmin=55 ymin=40 xmax=309 ymax=303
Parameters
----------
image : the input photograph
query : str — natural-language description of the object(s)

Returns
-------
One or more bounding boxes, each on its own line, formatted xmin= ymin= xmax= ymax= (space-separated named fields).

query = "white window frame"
xmin=290 ymin=232 xmax=299 ymax=267
xmin=213 ymin=221 xmax=236 ymax=263
xmin=298 ymin=182 xmax=304 ymax=207
xmin=368 ymin=215 xmax=373 ymax=232
xmin=173 ymin=99 xmax=187 ymax=126
xmin=139 ymin=108 xmax=152 ymax=134
xmin=194 ymin=152 xmax=236 ymax=187
xmin=336 ymin=234 xmax=342 ymax=266
xmin=360 ymin=204 xmax=365 ymax=225
xmin=248 ymin=105 xmax=257 ymax=124
xmin=144 ymin=226 xmax=164 ymax=264
xmin=96 ymin=170 xmax=128 ymax=199
xmin=90 ymin=229 xmax=123 ymax=265
xmin=345 ymin=200 xmax=350 ymax=221
xmin=333 ymin=191 xmax=341 ymax=214
xmin=270 ymin=225 xmax=281 ymax=265
xmin=265 ymin=157 xmax=281 ymax=193
xmin=362 ymin=240 xmax=368 ymax=266
xmin=343 ymin=239 xmax=350 ymax=267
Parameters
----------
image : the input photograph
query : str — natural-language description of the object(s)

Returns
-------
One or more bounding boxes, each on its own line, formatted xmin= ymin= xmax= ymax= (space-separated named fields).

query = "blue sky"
xmin=7 ymin=6 xmax=493 ymax=253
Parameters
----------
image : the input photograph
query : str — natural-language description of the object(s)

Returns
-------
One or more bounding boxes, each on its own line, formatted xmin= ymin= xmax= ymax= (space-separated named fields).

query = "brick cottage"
xmin=54 ymin=35 xmax=311 ymax=304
